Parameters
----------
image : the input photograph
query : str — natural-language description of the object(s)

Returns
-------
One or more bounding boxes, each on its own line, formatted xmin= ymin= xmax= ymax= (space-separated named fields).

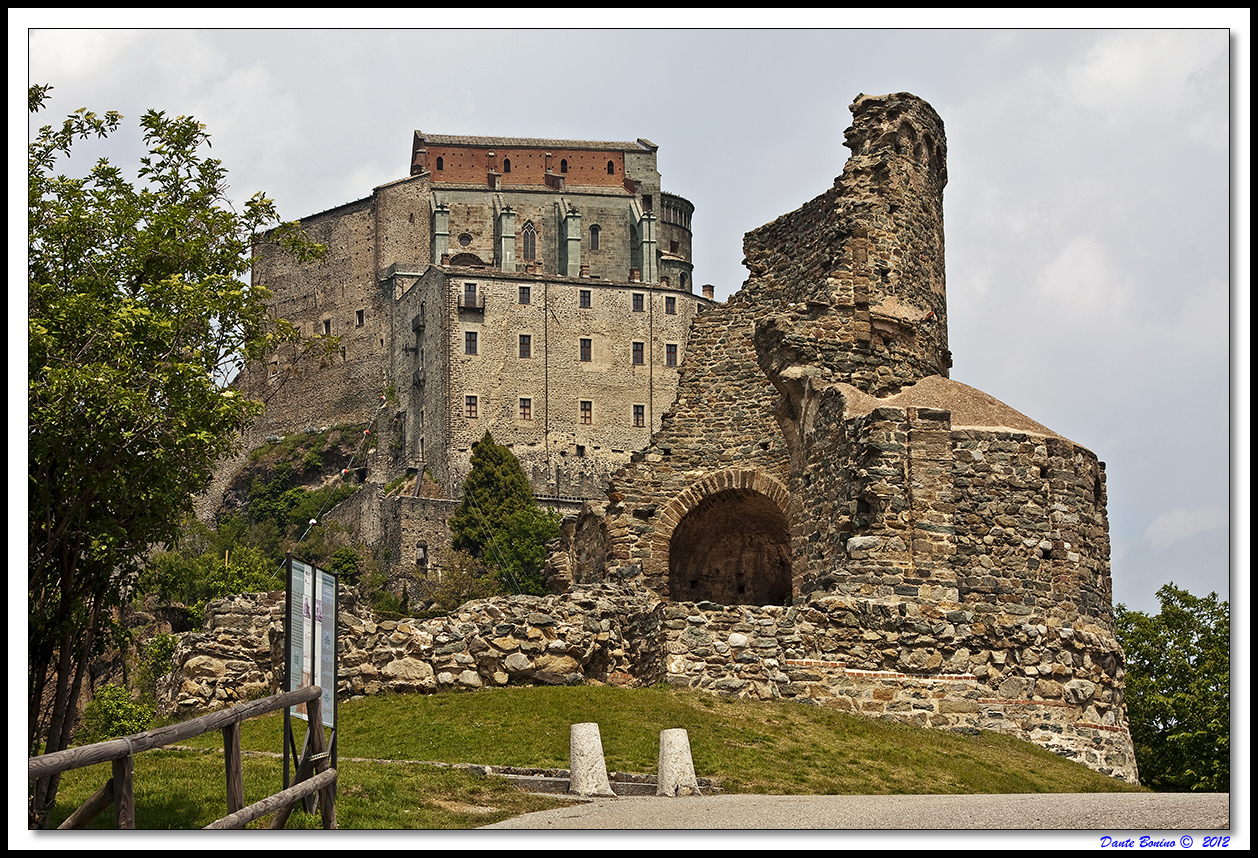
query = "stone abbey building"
xmin=192 ymin=93 xmax=1135 ymax=780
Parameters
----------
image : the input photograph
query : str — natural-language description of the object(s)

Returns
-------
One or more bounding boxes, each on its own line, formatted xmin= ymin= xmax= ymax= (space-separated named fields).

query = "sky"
xmin=14 ymin=17 xmax=1245 ymax=620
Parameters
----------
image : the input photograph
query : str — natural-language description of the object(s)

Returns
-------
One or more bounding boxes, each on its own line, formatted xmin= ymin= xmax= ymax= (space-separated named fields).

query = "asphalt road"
xmin=481 ymin=792 xmax=1231 ymax=831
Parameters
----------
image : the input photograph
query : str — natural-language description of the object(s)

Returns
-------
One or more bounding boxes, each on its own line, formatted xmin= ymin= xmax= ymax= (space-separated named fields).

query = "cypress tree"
xmin=450 ymin=432 xmax=533 ymax=559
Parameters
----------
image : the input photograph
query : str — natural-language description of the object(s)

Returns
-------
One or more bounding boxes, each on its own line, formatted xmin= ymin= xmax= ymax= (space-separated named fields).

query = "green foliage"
xmin=495 ymin=506 xmax=563 ymax=595
xmin=79 ymin=684 xmax=154 ymax=745
xmin=1115 ymin=584 xmax=1230 ymax=792
xmin=136 ymin=633 xmax=179 ymax=702
xmin=448 ymin=432 xmax=557 ymax=595
xmin=450 ymin=432 xmax=533 ymax=557
xmin=327 ymin=546 xmax=363 ymax=584
xmin=27 ymin=84 xmax=323 ymax=817
xmin=413 ymin=549 xmax=506 ymax=615
xmin=143 ymin=542 xmax=282 ymax=627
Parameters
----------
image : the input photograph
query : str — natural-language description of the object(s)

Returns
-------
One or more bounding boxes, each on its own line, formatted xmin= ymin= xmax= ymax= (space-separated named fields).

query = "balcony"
xmin=458 ymin=295 xmax=486 ymax=314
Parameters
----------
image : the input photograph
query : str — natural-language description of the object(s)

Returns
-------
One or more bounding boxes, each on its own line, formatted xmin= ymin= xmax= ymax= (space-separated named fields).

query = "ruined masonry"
xmin=168 ymin=93 xmax=1136 ymax=782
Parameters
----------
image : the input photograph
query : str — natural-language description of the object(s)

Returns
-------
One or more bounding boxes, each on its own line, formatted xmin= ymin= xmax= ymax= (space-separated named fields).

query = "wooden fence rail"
xmin=29 ymin=685 xmax=335 ymax=830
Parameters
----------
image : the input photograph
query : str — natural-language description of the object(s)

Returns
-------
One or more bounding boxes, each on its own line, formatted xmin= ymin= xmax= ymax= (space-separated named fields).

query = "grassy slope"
xmin=46 ymin=684 xmax=1145 ymax=829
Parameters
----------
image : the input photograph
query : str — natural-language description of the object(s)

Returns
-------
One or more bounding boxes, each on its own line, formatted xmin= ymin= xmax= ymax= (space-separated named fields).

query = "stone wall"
xmin=157 ymin=581 xmax=1135 ymax=782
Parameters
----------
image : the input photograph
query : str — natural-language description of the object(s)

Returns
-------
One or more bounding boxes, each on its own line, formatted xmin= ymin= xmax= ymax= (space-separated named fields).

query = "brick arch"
xmin=646 ymin=469 xmax=794 ymax=602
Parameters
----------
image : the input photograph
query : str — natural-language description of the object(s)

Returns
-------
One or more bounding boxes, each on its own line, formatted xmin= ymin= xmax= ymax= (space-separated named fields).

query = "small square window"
xmin=519 ymin=285 xmax=531 ymax=305
xmin=665 ymin=296 xmax=676 ymax=315
xmin=580 ymin=401 xmax=592 ymax=425
xmin=356 ymin=309 xmax=365 ymax=326
xmin=633 ymin=404 xmax=645 ymax=427
xmin=465 ymin=331 xmax=478 ymax=355
xmin=580 ymin=338 xmax=592 ymax=362
xmin=666 ymin=343 xmax=677 ymax=367
xmin=632 ymin=341 xmax=644 ymax=365
xmin=465 ymin=395 xmax=478 ymax=419
xmin=519 ymin=334 xmax=532 ymax=359
xmin=576 ymin=444 xmax=586 ymax=458
xmin=519 ymin=398 xmax=532 ymax=420
xmin=632 ymin=293 xmax=644 ymax=312
xmin=579 ymin=289 xmax=592 ymax=309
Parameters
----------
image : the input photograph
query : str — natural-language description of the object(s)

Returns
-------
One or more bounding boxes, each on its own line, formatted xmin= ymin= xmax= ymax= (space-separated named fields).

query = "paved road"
xmin=482 ymin=792 xmax=1231 ymax=831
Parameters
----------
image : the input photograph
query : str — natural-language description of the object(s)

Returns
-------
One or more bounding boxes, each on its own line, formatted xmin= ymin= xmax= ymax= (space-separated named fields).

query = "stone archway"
xmin=646 ymin=469 xmax=794 ymax=605
xmin=668 ymin=488 xmax=792 ymax=606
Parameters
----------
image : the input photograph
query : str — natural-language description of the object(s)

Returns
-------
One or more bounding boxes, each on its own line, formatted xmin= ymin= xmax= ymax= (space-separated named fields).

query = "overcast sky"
xmin=16 ymin=18 xmax=1246 ymax=621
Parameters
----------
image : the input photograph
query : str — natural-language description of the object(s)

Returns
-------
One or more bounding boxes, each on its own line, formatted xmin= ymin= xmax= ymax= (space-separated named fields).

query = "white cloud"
xmin=1062 ymin=30 xmax=1228 ymax=128
xmin=1032 ymin=234 xmax=1133 ymax=319
xmin=1143 ymin=506 xmax=1227 ymax=550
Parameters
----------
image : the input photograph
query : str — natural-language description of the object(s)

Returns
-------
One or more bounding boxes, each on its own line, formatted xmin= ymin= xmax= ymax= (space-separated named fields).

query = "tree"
xmin=1115 ymin=584 xmax=1230 ymax=792
xmin=449 ymin=432 xmax=560 ymax=595
xmin=27 ymin=84 xmax=323 ymax=824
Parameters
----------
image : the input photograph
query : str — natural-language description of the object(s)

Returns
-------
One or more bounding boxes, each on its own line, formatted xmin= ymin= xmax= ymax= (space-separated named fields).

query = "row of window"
xmin=464 ymin=396 xmax=647 ymax=427
xmin=465 ymin=282 xmax=679 ymax=314
xmin=463 ymin=331 xmax=678 ymax=367
xmin=434 ymin=157 xmax=617 ymax=176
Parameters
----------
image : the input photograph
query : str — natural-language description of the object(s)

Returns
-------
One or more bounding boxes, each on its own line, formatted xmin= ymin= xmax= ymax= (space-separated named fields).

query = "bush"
xmin=79 ymin=684 xmax=154 ymax=745
xmin=137 ymin=633 xmax=179 ymax=702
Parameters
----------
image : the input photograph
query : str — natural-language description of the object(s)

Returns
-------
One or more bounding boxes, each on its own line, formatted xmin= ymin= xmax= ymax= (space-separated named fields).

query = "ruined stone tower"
xmin=549 ymin=93 xmax=1135 ymax=779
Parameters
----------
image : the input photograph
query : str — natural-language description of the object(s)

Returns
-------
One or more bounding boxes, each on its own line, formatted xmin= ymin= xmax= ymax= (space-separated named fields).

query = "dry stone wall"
xmin=157 ymin=580 xmax=1135 ymax=781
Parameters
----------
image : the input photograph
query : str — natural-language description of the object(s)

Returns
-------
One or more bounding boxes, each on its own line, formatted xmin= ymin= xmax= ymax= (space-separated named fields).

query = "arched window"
xmin=607 ymin=160 xmax=615 ymax=175
xmin=589 ymin=224 xmax=600 ymax=251
xmin=503 ymin=158 xmax=511 ymax=173
xmin=560 ymin=159 xmax=568 ymax=174
xmin=435 ymin=156 xmax=443 ymax=171
xmin=522 ymin=221 xmax=536 ymax=261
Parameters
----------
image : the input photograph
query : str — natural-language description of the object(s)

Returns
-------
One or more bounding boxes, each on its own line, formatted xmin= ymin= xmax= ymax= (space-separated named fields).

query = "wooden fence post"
xmin=223 ymin=723 xmax=243 ymax=814
xmin=112 ymin=755 xmax=134 ymax=829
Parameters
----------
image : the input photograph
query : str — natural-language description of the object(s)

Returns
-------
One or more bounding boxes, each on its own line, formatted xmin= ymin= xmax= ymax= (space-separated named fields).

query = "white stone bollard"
xmin=656 ymin=728 xmax=701 ymax=796
xmin=569 ymin=722 xmax=616 ymax=797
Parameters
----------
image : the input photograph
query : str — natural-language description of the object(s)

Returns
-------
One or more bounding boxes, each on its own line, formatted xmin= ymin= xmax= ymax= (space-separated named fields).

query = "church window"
xmin=590 ymin=224 xmax=600 ymax=251
xmin=458 ymin=233 xmax=472 ymax=247
xmin=522 ymin=222 xmax=536 ymax=261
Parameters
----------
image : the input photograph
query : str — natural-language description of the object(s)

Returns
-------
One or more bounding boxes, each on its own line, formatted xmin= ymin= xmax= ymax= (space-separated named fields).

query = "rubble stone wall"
xmin=158 ymin=581 xmax=1135 ymax=782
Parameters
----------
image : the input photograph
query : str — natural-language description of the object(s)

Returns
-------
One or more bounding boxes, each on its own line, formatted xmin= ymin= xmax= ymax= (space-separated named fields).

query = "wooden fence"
xmin=28 ymin=685 xmax=336 ymax=830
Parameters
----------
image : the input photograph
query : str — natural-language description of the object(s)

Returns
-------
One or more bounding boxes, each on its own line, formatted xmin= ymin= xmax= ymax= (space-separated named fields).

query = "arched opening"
xmin=560 ymin=159 xmax=568 ymax=174
xmin=668 ymin=488 xmax=792 ymax=606
xmin=522 ymin=221 xmax=536 ymax=261
xmin=435 ymin=156 xmax=443 ymax=171
xmin=503 ymin=157 xmax=511 ymax=173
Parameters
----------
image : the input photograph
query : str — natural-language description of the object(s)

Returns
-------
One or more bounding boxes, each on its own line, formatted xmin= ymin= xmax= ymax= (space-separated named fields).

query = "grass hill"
xmin=47 ymin=684 xmax=1145 ymax=829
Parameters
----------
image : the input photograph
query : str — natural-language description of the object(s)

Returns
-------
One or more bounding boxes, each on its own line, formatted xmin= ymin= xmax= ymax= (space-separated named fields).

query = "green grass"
xmin=43 ymin=684 xmax=1145 ymax=829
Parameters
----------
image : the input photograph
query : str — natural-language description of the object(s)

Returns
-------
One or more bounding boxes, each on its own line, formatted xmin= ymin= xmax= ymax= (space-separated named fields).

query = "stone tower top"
xmin=745 ymin=92 xmax=952 ymax=397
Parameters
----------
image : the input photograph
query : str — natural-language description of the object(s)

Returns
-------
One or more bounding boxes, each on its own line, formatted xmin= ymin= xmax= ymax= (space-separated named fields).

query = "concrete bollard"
xmin=656 ymin=728 xmax=701 ymax=796
xmin=569 ymin=722 xmax=616 ymax=797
